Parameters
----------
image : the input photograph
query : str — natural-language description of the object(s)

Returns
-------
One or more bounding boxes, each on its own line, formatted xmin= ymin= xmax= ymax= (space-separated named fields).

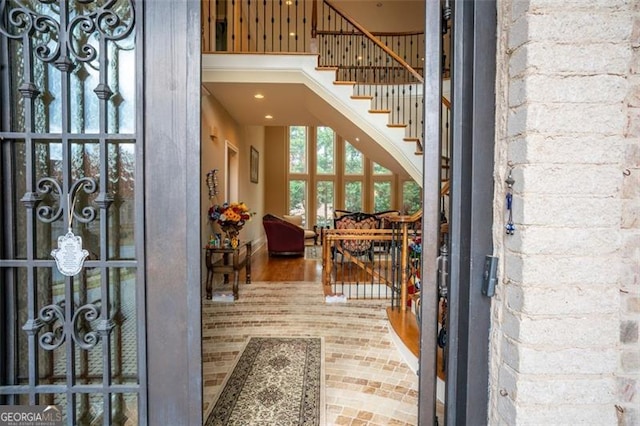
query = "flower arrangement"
xmin=208 ymin=202 xmax=254 ymax=245
xmin=408 ymin=235 xmax=422 ymax=258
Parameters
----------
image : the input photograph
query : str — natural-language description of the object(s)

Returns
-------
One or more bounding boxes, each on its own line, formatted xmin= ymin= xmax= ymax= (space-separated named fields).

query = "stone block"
xmin=517 ymin=314 xmax=618 ymax=347
xmin=514 ymin=227 xmax=620 ymax=256
xmin=508 ymin=135 xmax=624 ymax=164
xmin=508 ymin=13 xmax=529 ymax=52
xmin=505 ymin=285 xmax=619 ymax=316
xmin=625 ymin=107 xmax=640 ymax=138
xmin=519 ymin=164 xmax=621 ymax=196
xmin=516 ymin=376 xmax=615 ymax=405
xmin=620 ymin=320 xmax=639 ymax=343
xmin=507 ymin=105 xmax=527 ymax=138
xmin=525 ymin=102 xmax=625 ymax=135
xmin=622 ymin=169 xmax=640 ymax=198
xmin=527 ymin=12 xmax=632 ymax=43
xmin=514 ymin=403 xmax=616 ymax=425
xmin=622 ymin=350 xmax=640 ymax=372
xmin=519 ymin=195 xmax=620 ymax=227
xmin=517 ymin=346 xmax=618 ymax=375
xmin=625 ymin=141 xmax=640 ymax=167
xmin=512 ymin=75 xmax=628 ymax=105
xmin=521 ymin=43 xmax=630 ymax=75
xmin=504 ymin=254 xmax=620 ymax=286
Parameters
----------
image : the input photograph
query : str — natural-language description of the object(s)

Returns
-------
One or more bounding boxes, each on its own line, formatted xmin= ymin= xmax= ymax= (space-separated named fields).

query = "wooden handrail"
xmin=322 ymin=0 xmax=424 ymax=83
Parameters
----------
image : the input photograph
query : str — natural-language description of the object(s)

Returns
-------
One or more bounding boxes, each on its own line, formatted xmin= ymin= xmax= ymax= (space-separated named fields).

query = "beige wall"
xmin=201 ymin=93 xmax=266 ymax=288
xmin=264 ymin=126 xmax=289 ymax=216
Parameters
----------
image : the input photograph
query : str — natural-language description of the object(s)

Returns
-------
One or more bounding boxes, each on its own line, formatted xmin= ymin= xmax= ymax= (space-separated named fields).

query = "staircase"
xmin=201 ymin=53 xmax=425 ymax=181
xmin=201 ymin=0 xmax=450 ymax=183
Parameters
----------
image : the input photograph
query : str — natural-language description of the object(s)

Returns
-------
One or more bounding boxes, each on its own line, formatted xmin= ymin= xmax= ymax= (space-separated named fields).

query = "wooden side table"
xmin=204 ymin=241 xmax=252 ymax=300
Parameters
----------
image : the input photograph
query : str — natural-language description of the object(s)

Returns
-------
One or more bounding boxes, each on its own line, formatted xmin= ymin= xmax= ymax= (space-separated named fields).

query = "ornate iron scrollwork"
xmin=37 ymin=303 xmax=66 ymax=350
xmin=0 ymin=0 xmax=135 ymax=65
xmin=34 ymin=176 xmax=97 ymax=224
xmin=22 ymin=301 xmax=114 ymax=351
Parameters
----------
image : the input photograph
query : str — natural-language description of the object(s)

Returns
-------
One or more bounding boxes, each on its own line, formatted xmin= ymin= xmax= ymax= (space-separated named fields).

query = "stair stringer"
xmin=202 ymin=53 xmax=423 ymax=183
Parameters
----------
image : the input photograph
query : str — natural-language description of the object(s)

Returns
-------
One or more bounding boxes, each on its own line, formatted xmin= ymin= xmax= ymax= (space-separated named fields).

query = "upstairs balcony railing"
xmin=202 ymin=0 xmax=441 ymax=143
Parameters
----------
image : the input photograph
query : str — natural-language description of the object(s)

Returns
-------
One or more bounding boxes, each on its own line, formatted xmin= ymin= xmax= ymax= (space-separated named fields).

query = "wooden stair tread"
xmin=351 ymin=95 xmax=373 ymax=100
xmin=316 ymin=66 xmax=338 ymax=71
xmin=403 ymin=137 xmax=420 ymax=142
xmin=386 ymin=307 xmax=420 ymax=357
xmin=334 ymin=81 xmax=356 ymax=85
xmin=369 ymin=109 xmax=390 ymax=114
xmin=386 ymin=306 xmax=447 ymax=381
xmin=387 ymin=123 xmax=408 ymax=128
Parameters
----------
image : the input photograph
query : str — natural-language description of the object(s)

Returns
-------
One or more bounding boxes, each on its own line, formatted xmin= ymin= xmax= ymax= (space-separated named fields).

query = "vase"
xmin=223 ymin=226 xmax=241 ymax=248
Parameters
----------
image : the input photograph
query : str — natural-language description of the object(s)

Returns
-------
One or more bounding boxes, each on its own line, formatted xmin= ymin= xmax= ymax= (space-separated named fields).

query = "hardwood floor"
xmin=250 ymin=244 xmax=322 ymax=281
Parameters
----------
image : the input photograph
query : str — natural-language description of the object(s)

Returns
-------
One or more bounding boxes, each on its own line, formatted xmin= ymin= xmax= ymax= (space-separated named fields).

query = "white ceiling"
xmin=202 ymin=82 xmax=329 ymax=127
xmin=330 ymin=0 xmax=425 ymax=33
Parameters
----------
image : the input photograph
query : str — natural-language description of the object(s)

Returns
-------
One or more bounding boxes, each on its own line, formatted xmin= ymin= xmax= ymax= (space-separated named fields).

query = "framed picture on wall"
xmin=250 ymin=146 xmax=259 ymax=183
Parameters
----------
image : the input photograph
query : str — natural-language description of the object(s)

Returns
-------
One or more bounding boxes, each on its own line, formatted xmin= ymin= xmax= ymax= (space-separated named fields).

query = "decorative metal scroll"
xmin=22 ymin=301 xmax=114 ymax=351
xmin=36 ymin=176 xmax=98 ymax=224
xmin=0 ymin=0 xmax=135 ymax=66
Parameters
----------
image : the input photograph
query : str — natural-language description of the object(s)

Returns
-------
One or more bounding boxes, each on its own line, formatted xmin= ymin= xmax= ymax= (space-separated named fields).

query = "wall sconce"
xmin=210 ymin=125 xmax=218 ymax=141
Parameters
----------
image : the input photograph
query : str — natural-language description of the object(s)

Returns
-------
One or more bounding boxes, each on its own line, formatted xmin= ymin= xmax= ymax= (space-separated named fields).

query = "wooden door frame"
xmin=141 ymin=0 xmax=496 ymax=424
xmin=144 ymin=1 xmax=203 ymax=424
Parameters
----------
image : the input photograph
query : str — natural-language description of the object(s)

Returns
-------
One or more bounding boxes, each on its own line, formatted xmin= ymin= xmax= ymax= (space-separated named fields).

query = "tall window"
xmin=344 ymin=141 xmax=363 ymax=211
xmin=374 ymin=181 xmax=392 ymax=212
xmin=288 ymin=126 xmax=308 ymax=222
xmin=286 ymin=127 xmax=404 ymax=226
xmin=316 ymin=127 xmax=335 ymax=226
xmin=289 ymin=180 xmax=307 ymax=217
xmin=344 ymin=141 xmax=363 ymax=174
xmin=316 ymin=181 xmax=334 ymax=227
xmin=344 ymin=181 xmax=363 ymax=212
xmin=316 ymin=126 xmax=335 ymax=174
xmin=402 ymin=180 xmax=422 ymax=214
xmin=373 ymin=162 xmax=392 ymax=212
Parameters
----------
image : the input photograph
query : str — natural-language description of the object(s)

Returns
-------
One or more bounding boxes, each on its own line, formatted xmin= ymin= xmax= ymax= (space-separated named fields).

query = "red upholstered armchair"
xmin=262 ymin=214 xmax=305 ymax=256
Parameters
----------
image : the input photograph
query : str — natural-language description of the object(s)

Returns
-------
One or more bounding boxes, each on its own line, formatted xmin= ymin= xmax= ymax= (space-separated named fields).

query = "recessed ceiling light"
xmin=286 ymin=0 xmax=293 ymax=5
xmin=254 ymin=93 xmax=264 ymax=99
xmin=265 ymin=115 xmax=273 ymax=119
xmin=289 ymin=32 xmax=296 ymax=37
xmin=355 ymin=137 xmax=360 ymax=142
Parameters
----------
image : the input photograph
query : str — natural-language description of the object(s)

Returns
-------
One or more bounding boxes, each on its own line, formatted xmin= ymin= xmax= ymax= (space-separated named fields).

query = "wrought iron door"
xmin=0 ymin=1 xmax=145 ymax=424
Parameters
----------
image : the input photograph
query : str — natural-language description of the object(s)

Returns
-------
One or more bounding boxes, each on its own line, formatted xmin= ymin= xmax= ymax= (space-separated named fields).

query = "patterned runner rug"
xmin=205 ymin=337 xmax=324 ymax=426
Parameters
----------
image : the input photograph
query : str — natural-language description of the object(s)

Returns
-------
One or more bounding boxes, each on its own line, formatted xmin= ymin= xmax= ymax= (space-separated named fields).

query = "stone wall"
xmin=490 ymin=0 xmax=639 ymax=424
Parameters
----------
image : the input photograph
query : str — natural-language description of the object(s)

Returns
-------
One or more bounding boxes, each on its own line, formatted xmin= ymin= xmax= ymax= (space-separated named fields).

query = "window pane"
xmin=403 ymin=180 xmax=422 ymax=214
xmin=373 ymin=162 xmax=391 ymax=175
xmin=344 ymin=181 xmax=362 ymax=212
xmin=289 ymin=126 xmax=307 ymax=173
xmin=316 ymin=126 xmax=335 ymax=174
xmin=289 ymin=179 xmax=307 ymax=221
xmin=374 ymin=181 xmax=392 ymax=212
xmin=316 ymin=181 xmax=334 ymax=227
xmin=344 ymin=141 xmax=363 ymax=175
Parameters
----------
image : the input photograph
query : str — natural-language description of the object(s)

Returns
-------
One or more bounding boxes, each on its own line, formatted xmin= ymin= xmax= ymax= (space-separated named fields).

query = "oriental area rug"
xmin=205 ymin=337 xmax=324 ymax=426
